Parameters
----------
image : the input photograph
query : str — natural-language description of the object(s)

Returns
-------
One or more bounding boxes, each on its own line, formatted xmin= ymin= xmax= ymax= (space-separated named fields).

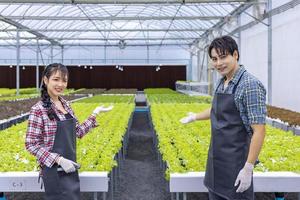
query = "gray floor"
xmin=113 ymin=111 xmax=171 ymax=200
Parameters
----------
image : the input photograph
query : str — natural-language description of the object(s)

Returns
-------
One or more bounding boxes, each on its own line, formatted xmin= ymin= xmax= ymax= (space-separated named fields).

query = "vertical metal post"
xmin=36 ymin=39 xmax=39 ymax=92
xmin=207 ymin=66 xmax=212 ymax=96
xmin=93 ymin=192 xmax=98 ymax=200
xmin=188 ymin=52 xmax=193 ymax=81
xmin=147 ymin=25 xmax=150 ymax=64
xmin=196 ymin=49 xmax=200 ymax=82
xmin=50 ymin=45 xmax=53 ymax=63
xmin=102 ymin=192 xmax=106 ymax=200
xmin=61 ymin=45 xmax=64 ymax=64
xmin=183 ymin=192 xmax=187 ymax=200
xmin=147 ymin=45 xmax=149 ymax=64
xmin=16 ymin=29 xmax=20 ymax=95
xmin=104 ymin=45 xmax=107 ymax=64
xmin=267 ymin=0 xmax=272 ymax=105
xmin=237 ymin=13 xmax=242 ymax=62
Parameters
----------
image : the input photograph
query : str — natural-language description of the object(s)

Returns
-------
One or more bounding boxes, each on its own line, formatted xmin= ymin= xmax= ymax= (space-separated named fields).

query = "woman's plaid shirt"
xmin=25 ymin=97 xmax=97 ymax=168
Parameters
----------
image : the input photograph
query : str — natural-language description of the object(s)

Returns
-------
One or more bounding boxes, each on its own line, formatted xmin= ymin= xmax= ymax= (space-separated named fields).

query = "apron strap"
xmin=52 ymin=112 xmax=60 ymax=121
xmin=232 ymin=70 xmax=246 ymax=94
xmin=53 ymin=112 xmax=73 ymax=121
xmin=215 ymin=67 xmax=246 ymax=95
xmin=215 ymin=79 xmax=224 ymax=94
xmin=38 ymin=174 xmax=44 ymax=190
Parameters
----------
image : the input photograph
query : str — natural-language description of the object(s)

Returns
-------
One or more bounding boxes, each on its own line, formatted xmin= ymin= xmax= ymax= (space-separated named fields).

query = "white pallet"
xmin=170 ymin=171 xmax=300 ymax=192
xmin=0 ymin=171 xmax=109 ymax=192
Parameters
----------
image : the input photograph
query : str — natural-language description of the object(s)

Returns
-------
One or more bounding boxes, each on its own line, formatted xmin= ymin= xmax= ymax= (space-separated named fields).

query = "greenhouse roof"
xmin=0 ymin=0 xmax=254 ymax=47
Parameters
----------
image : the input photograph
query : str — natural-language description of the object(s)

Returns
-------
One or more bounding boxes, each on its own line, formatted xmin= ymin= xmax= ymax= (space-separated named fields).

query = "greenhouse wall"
xmin=272 ymin=3 xmax=300 ymax=113
xmin=240 ymin=21 xmax=268 ymax=89
xmin=240 ymin=1 xmax=300 ymax=112
xmin=0 ymin=45 xmax=190 ymax=66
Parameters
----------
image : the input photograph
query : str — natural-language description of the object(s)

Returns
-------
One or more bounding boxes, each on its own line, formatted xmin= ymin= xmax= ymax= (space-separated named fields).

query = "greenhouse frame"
xmin=0 ymin=0 xmax=299 ymax=200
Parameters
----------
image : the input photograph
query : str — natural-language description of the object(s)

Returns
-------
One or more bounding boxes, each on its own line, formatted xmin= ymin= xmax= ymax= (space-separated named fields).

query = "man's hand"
xmin=179 ymin=112 xmax=197 ymax=124
xmin=234 ymin=162 xmax=254 ymax=193
xmin=93 ymin=105 xmax=113 ymax=116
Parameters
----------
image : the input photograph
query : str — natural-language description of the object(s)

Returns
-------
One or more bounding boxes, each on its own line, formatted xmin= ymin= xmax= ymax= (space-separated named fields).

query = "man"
xmin=180 ymin=35 xmax=266 ymax=200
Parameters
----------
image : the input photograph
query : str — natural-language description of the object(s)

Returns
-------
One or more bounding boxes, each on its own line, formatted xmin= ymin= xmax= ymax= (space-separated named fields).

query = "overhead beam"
xmin=0 ymin=37 xmax=198 ymax=41
xmin=1 ymin=28 xmax=207 ymax=32
xmin=192 ymin=2 xmax=253 ymax=45
xmin=229 ymin=0 xmax=300 ymax=35
xmin=0 ymin=42 xmax=191 ymax=47
xmin=0 ymin=15 xmax=61 ymax=46
xmin=0 ymin=0 xmax=249 ymax=4
xmin=4 ymin=15 xmax=223 ymax=21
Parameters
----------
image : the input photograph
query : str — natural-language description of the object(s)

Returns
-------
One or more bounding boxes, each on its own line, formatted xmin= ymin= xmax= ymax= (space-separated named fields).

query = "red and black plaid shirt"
xmin=25 ymin=96 xmax=97 ymax=168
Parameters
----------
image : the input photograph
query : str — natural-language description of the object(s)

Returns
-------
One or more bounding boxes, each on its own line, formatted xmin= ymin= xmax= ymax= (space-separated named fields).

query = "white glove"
xmin=180 ymin=112 xmax=197 ymax=124
xmin=57 ymin=157 xmax=80 ymax=173
xmin=234 ymin=162 xmax=254 ymax=193
xmin=92 ymin=105 xmax=113 ymax=115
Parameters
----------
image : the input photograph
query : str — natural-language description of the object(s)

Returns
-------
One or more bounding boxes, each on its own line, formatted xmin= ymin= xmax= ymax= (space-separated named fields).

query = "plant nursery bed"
xmin=104 ymin=88 xmax=137 ymax=94
xmin=150 ymin=103 xmax=300 ymax=179
xmin=267 ymin=105 xmax=300 ymax=135
xmin=0 ymin=95 xmax=85 ymax=121
xmin=0 ymin=97 xmax=134 ymax=170
xmin=72 ymin=88 xmax=106 ymax=95
xmin=0 ymin=96 xmax=134 ymax=200
xmin=267 ymin=105 xmax=300 ymax=127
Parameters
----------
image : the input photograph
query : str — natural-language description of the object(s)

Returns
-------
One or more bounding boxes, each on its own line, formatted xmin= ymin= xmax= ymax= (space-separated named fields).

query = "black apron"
xmin=42 ymin=113 xmax=80 ymax=200
xmin=204 ymin=71 xmax=254 ymax=200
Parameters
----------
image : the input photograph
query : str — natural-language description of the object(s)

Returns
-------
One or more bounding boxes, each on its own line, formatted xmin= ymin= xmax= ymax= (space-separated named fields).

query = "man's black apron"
xmin=204 ymin=71 xmax=254 ymax=200
xmin=42 ymin=113 xmax=80 ymax=200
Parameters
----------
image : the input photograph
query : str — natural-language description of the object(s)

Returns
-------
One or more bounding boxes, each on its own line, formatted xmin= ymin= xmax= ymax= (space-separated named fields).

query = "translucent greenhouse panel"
xmin=272 ymin=0 xmax=294 ymax=9
xmin=240 ymin=23 xmax=268 ymax=89
xmin=272 ymin=4 xmax=300 ymax=112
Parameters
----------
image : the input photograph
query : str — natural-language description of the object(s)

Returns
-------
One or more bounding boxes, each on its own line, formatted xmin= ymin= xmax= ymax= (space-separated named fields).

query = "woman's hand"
xmin=92 ymin=105 xmax=114 ymax=116
xmin=180 ymin=112 xmax=197 ymax=124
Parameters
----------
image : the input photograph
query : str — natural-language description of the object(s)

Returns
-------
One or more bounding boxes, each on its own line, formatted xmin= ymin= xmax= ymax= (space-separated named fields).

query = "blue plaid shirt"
xmin=214 ymin=65 xmax=267 ymax=134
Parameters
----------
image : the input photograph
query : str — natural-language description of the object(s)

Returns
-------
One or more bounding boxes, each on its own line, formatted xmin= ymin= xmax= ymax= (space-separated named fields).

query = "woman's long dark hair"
xmin=41 ymin=63 xmax=69 ymax=120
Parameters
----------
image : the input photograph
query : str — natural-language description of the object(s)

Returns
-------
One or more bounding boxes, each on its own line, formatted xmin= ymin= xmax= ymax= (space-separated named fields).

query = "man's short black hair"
xmin=208 ymin=35 xmax=239 ymax=61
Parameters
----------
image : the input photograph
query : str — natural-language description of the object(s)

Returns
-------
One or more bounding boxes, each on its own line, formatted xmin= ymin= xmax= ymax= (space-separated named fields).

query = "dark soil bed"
xmin=267 ymin=105 xmax=300 ymax=127
xmin=0 ymin=95 xmax=84 ymax=121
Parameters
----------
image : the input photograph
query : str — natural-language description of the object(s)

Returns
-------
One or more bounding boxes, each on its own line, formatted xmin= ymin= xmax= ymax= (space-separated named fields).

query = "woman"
xmin=25 ymin=63 xmax=112 ymax=200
